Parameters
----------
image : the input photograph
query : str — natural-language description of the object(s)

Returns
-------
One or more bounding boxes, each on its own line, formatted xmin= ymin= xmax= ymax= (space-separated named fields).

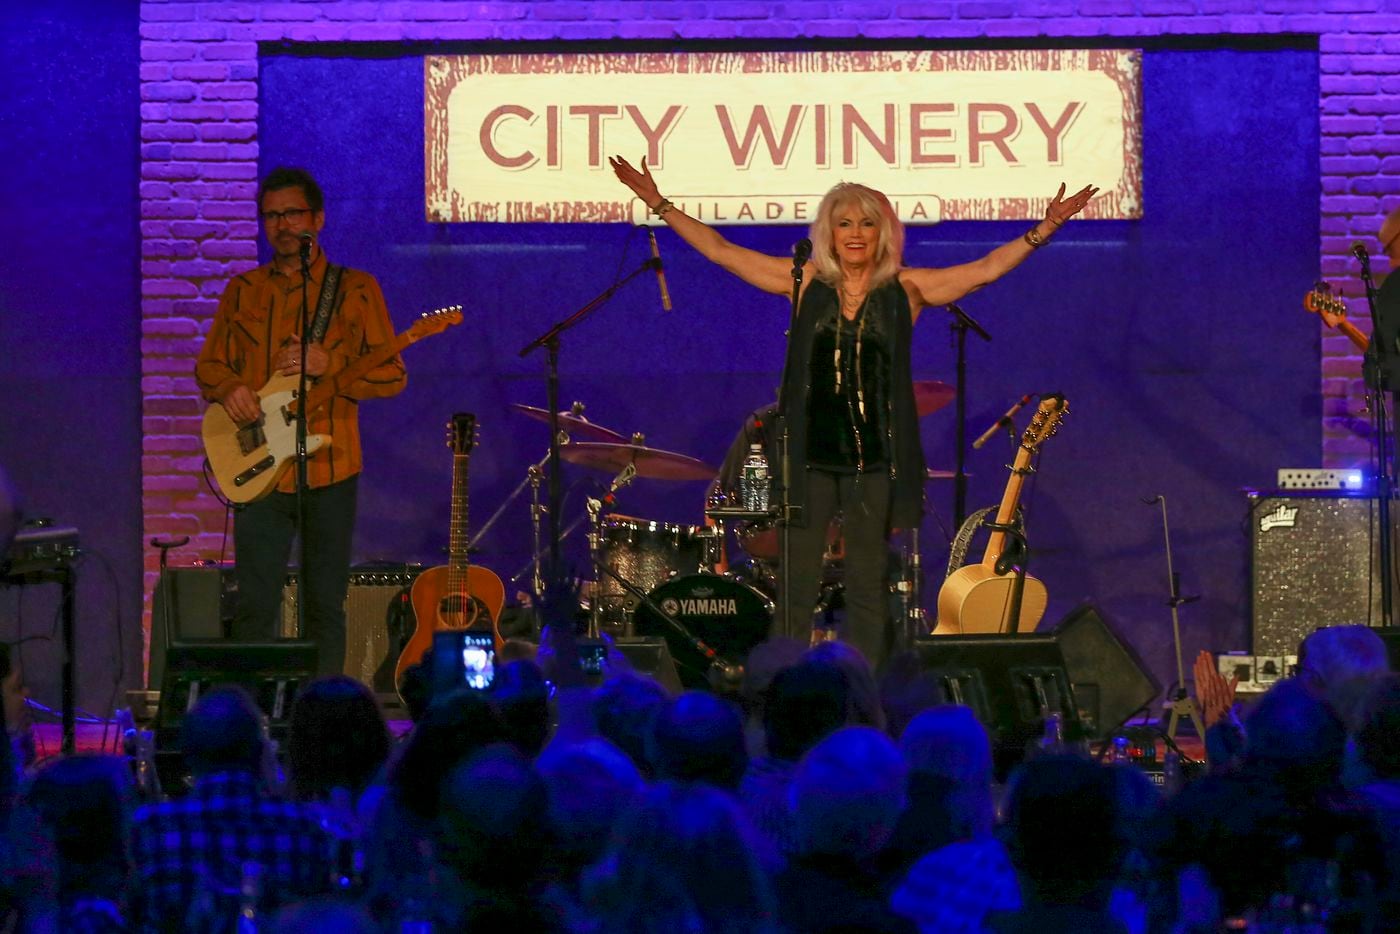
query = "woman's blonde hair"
xmin=808 ymin=182 xmax=905 ymax=288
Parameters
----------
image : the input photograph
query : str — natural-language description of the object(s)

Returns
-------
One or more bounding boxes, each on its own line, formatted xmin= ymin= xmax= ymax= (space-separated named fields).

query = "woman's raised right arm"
xmin=610 ymin=155 xmax=800 ymax=297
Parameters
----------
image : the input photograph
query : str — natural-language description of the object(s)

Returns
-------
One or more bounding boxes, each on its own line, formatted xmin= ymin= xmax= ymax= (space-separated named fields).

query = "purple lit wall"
xmin=0 ymin=2 xmax=142 ymax=715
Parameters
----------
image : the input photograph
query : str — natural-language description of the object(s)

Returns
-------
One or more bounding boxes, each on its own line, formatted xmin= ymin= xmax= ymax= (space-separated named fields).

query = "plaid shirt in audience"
xmin=129 ymin=770 xmax=334 ymax=933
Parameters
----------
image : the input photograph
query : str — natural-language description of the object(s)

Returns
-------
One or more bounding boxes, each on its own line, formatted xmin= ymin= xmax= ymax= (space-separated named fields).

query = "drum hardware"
xmin=585 ymin=461 xmax=641 ymax=637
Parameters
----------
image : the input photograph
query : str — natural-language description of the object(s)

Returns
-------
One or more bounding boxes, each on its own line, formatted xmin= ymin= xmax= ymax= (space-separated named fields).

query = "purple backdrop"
xmin=0 ymin=1 xmax=142 ymax=716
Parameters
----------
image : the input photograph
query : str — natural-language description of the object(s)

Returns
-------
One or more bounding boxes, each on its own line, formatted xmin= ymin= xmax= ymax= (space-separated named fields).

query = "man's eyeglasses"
xmin=261 ymin=208 xmax=312 ymax=225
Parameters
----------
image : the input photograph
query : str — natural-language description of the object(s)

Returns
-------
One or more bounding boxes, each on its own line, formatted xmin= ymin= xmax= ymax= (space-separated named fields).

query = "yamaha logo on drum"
xmin=662 ymin=594 xmax=740 ymax=616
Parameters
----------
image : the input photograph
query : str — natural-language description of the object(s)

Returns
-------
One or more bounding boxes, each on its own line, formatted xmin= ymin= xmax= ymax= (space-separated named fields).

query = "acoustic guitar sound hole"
xmin=438 ymin=593 xmax=491 ymax=629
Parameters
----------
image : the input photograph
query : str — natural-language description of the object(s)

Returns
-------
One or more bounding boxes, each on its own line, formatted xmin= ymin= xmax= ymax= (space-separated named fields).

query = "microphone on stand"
xmin=298 ymin=232 xmax=314 ymax=260
xmin=647 ymin=228 xmax=672 ymax=312
xmin=1352 ymin=241 xmax=1370 ymax=262
xmin=971 ymin=394 xmax=1034 ymax=450
xmin=792 ymin=237 xmax=813 ymax=266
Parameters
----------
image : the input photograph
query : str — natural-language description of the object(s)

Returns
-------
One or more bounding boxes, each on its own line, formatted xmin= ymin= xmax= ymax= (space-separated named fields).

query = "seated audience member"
xmin=270 ymin=897 xmax=377 ymax=933
xmin=737 ymin=637 xmax=808 ymax=757
xmin=890 ymin=707 xmax=1019 ymax=931
xmin=360 ymin=688 xmax=505 ymax=926
xmin=535 ymin=738 xmax=643 ymax=893
xmin=1299 ymin=624 xmax=1390 ymax=728
xmin=989 ymin=755 xmax=1129 ymax=934
xmin=776 ymin=726 xmax=914 ymax=934
xmin=285 ymin=675 xmax=390 ymax=807
xmin=490 ymin=658 xmax=551 ymax=759
xmin=1346 ymin=674 xmax=1400 ymax=924
xmin=648 ymin=690 xmax=748 ymax=792
xmin=437 ymin=744 xmax=556 ymax=930
xmin=130 ymin=687 xmax=334 ymax=932
xmin=590 ymin=672 xmax=671 ymax=776
xmin=23 ymin=754 xmax=134 ymax=932
xmin=739 ymin=658 xmax=850 ymax=859
xmin=807 ymin=639 xmax=887 ymax=732
xmin=581 ymin=781 xmax=781 ymax=934
xmin=1149 ymin=677 xmax=1380 ymax=925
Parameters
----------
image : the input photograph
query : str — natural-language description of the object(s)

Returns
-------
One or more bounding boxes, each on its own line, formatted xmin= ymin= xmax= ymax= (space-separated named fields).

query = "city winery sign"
xmin=425 ymin=50 xmax=1141 ymax=224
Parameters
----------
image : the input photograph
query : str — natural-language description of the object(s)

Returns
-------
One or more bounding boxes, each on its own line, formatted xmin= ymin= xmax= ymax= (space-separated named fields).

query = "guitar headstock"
xmin=406 ymin=305 xmax=464 ymax=342
xmin=1304 ymin=284 xmax=1349 ymax=329
xmin=1020 ymin=394 xmax=1068 ymax=455
xmin=447 ymin=412 xmax=477 ymax=456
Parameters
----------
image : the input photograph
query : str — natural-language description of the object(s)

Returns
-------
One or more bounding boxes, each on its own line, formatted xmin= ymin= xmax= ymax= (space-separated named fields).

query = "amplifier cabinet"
xmin=279 ymin=565 xmax=422 ymax=692
xmin=1248 ymin=492 xmax=1386 ymax=657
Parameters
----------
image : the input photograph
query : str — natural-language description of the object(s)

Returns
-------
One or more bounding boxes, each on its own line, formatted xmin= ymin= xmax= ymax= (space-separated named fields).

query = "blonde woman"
xmin=611 ymin=156 xmax=1095 ymax=669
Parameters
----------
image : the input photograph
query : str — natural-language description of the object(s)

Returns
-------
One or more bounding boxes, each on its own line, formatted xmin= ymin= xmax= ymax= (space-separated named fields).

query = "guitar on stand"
xmin=394 ymin=413 xmax=505 ymax=692
xmin=201 ymin=306 xmax=462 ymax=503
xmin=934 ymin=394 xmax=1068 ymax=635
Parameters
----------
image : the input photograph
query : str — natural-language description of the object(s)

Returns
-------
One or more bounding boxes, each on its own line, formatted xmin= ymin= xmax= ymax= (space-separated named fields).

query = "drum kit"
xmin=483 ymin=383 xmax=959 ymax=685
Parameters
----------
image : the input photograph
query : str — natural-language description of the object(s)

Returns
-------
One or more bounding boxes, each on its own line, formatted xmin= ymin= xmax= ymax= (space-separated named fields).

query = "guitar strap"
xmin=309 ymin=264 xmax=344 ymax=345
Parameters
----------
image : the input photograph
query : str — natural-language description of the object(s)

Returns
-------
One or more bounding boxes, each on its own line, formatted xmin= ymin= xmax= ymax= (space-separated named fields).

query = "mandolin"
xmin=394 ymin=412 xmax=505 ymax=694
xmin=934 ymin=394 xmax=1068 ymax=636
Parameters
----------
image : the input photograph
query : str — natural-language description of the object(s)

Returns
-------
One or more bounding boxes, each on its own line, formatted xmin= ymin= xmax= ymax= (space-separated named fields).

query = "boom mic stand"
xmin=518 ymin=243 xmax=663 ymax=567
xmin=944 ymin=303 xmax=992 ymax=532
xmin=1356 ymin=243 xmax=1395 ymax=627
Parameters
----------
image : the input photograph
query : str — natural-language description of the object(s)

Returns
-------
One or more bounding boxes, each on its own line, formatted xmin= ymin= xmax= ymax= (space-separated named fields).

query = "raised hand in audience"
xmin=1192 ymin=650 xmax=1238 ymax=729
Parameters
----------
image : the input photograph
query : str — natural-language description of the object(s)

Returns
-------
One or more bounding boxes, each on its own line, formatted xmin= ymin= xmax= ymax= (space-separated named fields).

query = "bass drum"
xmin=633 ymin=573 xmax=773 ymax=690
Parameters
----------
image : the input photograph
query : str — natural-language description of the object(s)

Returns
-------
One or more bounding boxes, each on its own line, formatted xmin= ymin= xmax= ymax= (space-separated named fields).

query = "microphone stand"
xmin=775 ymin=246 xmax=808 ymax=641
xmin=518 ymin=252 xmax=661 ymax=566
xmin=944 ymin=303 xmax=992 ymax=532
xmin=1357 ymin=246 xmax=1395 ymax=627
xmin=294 ymin=238 xmax=313 ymax=641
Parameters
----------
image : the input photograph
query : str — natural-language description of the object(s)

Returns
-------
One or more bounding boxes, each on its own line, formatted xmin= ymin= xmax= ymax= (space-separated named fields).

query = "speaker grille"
xmin=1249 ymin=493 xmax=1383 ymax=657
xmin=279 ymin=566 xmax=421 ymax=692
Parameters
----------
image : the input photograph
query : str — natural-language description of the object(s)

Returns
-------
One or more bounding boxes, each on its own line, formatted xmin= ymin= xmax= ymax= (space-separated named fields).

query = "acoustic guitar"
xmin=934 ymin=394 xmax=1068 ymax=636
xmin=1304 ymin=284 xmax=1369 ymax=353
xmin=201 ymin=306 xmax=462 ymax=504
xmin=394 ymin=412 xmax=505 ymax=692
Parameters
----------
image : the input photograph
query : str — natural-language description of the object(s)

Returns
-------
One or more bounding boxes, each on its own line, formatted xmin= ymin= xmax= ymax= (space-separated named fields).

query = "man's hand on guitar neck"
xmin=219 ymin=384 xmax=262 ymax=425
xmin=274 ymin=337 xmax=329 ymax=377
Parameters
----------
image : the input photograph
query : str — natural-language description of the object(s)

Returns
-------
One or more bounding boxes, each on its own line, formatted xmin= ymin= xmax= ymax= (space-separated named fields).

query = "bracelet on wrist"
xmin=649 ymin=198 xmax=675 ymax=218
xmin=1046 ymin=214 xmax=1065 ymax=228
xmin=1024 ymin=226 xmax=1048 ymax=249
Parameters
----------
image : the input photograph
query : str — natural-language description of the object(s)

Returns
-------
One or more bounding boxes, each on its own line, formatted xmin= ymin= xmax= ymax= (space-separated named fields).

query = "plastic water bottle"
xmin=740 ymin=443 xmax=769 ymax=512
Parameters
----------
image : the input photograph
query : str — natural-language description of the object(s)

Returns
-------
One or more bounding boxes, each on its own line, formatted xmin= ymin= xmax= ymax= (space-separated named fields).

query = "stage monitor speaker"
xmin=148 ymin=565 xmax=236 ymax=691
xmin=612 ymin=637 xmax=683 ymax=694
xmin=1049 ymin=602 xmax=1160 ymax=739
xmin=155 ymin=641 xmax=318 ymax=749
xmin=277 ymin=565 xmax=420 ymax=693
xmin=911 ymin=634 xmax=1080 ymax=778
xmin=1248 ymin=492 xmax=1386 ymax=657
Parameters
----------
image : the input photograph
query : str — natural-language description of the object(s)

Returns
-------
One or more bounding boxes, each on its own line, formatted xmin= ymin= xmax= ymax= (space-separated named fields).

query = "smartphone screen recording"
xmin=432 ymin=630 xmax=496 ymax=693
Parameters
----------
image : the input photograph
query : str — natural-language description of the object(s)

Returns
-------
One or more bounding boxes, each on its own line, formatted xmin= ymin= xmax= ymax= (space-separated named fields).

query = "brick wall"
xmin=138 ymin=0 xmax=1397 ymax=642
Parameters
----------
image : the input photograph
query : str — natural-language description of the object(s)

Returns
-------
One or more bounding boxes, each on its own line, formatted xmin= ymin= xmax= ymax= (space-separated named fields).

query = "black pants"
xmin=232 ymin=475 xmax=358 ymax=676
xmin=775 ymin=468 xmax=892 ymax=670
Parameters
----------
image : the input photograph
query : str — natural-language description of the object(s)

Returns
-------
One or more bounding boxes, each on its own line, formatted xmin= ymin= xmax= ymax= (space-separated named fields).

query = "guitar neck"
xmin=981 ymin=448 xmax=1034 ymax=569
xmin=448 ymin=451 xmax=472 ymax=576
xmin=1336 ymin=318 xmax=1369 ymax=353
xmin=298 ymin=330 xmax=413 ymax=416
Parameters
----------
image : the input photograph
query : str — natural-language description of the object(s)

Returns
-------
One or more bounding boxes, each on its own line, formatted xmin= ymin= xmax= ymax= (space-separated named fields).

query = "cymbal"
xmin=510 ymin=403 xmax=626 ymax=443
xmin=913 ymin=380 xmax=956 ymax=417
xmin=561 ymin=442 xmax=716 ymax=482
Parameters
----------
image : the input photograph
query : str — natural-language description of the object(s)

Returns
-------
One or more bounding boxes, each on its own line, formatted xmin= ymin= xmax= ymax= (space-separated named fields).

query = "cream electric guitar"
xmin=1304 ymin=284 xmax=1370 ymax=353
xmin=934 ymin=394 xmax=1068 ymax=636
xmin=201 ymin=306 xmax=461 ymax=503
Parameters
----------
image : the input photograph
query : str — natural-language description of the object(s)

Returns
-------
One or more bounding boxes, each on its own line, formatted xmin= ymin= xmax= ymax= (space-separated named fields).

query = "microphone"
xmin=1352 ymin=241 xmax=1370 ymax=261
xmin=792 ymin=238 xmax=813 ymax=266
xmin=971 ymin=394 xmax=1034 ymax=450
xmin=298 ymin=232 xmax=314 ymax=259
xmin=647 ymin=228 xmax=672 ymax=312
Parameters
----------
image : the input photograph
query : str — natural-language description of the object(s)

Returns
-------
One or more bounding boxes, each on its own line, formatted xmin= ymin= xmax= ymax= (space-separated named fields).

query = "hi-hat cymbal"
xmin=913 ymin=380 xmax=956 ymax=417
xmin=510 ymin=403 xmax=626 ymax=443
xmin=561 ymin=441 xmax=716 ymax=482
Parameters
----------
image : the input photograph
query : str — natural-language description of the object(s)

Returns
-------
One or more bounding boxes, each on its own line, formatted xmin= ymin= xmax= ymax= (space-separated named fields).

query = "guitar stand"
xmin=986 ymin=521 xmax=1031 ymax=634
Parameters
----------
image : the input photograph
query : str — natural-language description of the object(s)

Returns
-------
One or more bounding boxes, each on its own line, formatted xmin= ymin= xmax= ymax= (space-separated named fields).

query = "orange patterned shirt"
xmin=195 ymin=250 xmax=407 ymax=491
